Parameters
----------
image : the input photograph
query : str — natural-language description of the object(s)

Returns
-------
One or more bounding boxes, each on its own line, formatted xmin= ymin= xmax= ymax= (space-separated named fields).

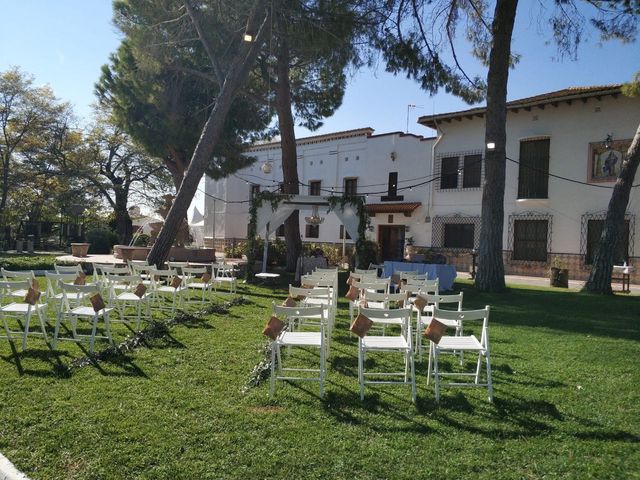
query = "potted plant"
xmin=549 ymin=256 xmax=569 ymax=288
xmin=404 ymin=236 xmax=415 ymax=259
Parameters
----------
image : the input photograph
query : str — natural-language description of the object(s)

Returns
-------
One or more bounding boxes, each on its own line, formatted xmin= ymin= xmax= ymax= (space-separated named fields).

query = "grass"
xmin=0 ymin=252 xmax=58 ymax=271
xmin=0 ymin=276 xmax=639 ymax=479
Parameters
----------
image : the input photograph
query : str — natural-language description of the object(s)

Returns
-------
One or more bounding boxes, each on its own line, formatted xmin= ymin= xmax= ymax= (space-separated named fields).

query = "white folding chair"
xmin=362 ymin=291 xmax=409 ymax=310
xmin=104 ymin=273 xmax=151 ymax=329
xmin=182 ymin=266 xmax=214 ymax=306
xmin=214 ymin=264 xmax=237 ymax=294
xmin=269 ymin=304 xmax=327 ymax=398
xmin=44 ymin=272 xmax=85 ymax=313
xmin=357 ymin=307 xmax=416 ymax=402
xmin=428 ymin=306 xmax=493 ymax=402
xmin=354 ymin=268 xmax=378 ymax=275
xmin=0 ymin=280 xmax=48 ymax=350
xmin=167 ymin=261 xmax=189 ymax=275
xmin=1 ymin=269 xmax=36 ymax=301
xmin=414 ymin=292 xmax=463 ymax=360
xmin=149 ymin=269 xmax=186 ymax=316
xmin=53 ymin=283 xmax=113 ymax=354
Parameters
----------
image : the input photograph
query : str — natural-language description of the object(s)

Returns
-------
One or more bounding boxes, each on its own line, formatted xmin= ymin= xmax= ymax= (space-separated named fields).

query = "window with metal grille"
xmin=275 ymin=224 xmax=285 ymax=237
xmin=440 ymin=156 xmax=459 ymax=189
xmin=517 ymin=138 xmax=550 ymax=199
xmin=250 ymin=184 xmax=260 ymax=199
xmin=513 ymin=219 xmax=548 ymax=261
xmin=309 ymin=180 xmax=321 ymax=196
xmin=339 ymin=225 xmax=351 ymax=240
xmin=586 ymin=219 xmax=629 ymax=264
xmin=443 ymin=223 xmax=475 ymax=249
xmin=463 ymin=154 xmax=482 ymax=188
xmin=305 ymin=224 xmax=319 ymax=238
xmin=343 ymin=178 xmax=357 ymax=196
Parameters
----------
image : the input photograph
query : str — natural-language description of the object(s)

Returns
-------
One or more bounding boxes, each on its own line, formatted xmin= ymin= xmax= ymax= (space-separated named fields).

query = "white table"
xmin=255 ymin=272 xmax=280 ymax=285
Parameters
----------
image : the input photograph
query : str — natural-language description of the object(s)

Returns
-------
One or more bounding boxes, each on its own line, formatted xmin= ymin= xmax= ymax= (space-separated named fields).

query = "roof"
xmin=365 ymin=202 xmax=422 ymax=214
xmin=247 ymin=128 xmax=375 ymax=152
xmin=418 ymin=85 xmax=623 ymax=129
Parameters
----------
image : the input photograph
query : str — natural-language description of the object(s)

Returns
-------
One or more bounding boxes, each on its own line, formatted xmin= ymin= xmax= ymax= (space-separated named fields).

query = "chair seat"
xmin=437 ymin=335 xmax=483 ymax=351
xmin=366 ymin=301 xmax=386 ymax=309
xmin=155 ymin=286 xmax=186 ymax=293
xmin=362 ymin=335 xmax=410 ymax=350
xmin=215 ymin=277 xmax=236 ymax=283
xmin=304 ymin=298 xmax=331 ymax=307
xmin=116 ymin=292 xmax=151 ymax=301
xmin=9 ymin=289 xmax=29 ymax=297
xmin=278 ymin=331 xmax=322 ymax=347
xmin=186 ymin=283 xmax=210 ymax=289
xmin=50 ymin=292 xmax=84 ymax=301
xmin=1 ymin=302 xmax=46 ymax=312
xmin=69 ymin=306 xmax=113 ymax=317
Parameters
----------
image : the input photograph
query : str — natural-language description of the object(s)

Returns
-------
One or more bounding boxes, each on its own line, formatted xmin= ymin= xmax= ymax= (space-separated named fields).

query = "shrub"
xmin=86 ymin=229 xmax=119 ymax=254
xmin=356 ymin=240 xmax=379 ymax=269
xmin=133 ymin=233 xmax=151 ymax=247
xmin=225 ymin=238 xmax=287 ymax=266
xmin=0 ymin=254 xmax=57 ymax=271
xmin=303 ymin=243 xmax=342 ymax=266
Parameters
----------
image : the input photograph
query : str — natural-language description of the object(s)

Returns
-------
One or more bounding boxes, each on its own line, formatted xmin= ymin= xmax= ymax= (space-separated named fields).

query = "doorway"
xmin=378 ymin=226 xmax=405 ymax=261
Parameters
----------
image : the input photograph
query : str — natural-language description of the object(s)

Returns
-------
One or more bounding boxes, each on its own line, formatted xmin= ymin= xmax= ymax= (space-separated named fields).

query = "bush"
xmin=303 ymin=243 xmax=342 ymax=266
xmin=0 ymin=253 xmax=57 ymax=271
xmin=225 ymin=238 xmax=287 ymax=266
xmin=356 ymin=240 xmax=379 ymax=269
xmin=133 ymin=233 xmax=151 ymax=247
xmin=86 ymin=229 xmax=119 ymax=254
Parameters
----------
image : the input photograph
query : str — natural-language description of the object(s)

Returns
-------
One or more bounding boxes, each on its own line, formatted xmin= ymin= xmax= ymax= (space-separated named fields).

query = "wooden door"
xmin=379 ymin=226 xmax=405 ymax=261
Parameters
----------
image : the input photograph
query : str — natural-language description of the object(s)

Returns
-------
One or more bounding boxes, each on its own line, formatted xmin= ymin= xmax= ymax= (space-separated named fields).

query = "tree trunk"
xmin=275 ymin=21 xmax=302 ymax=272
xmin=165 ymin=149 xmax=187 ymax=190
xmin=147 ymin=0 xmax=269 ymax=267
xmin=114 ymin=189 xmax=133 ymax=245
xmin=475 ymin=0 xmax=518 ymax=293
xmin=0 ymin=153 xmax=10 ymax=217
xmin=583 ymin=123 xmax=640 ymax=294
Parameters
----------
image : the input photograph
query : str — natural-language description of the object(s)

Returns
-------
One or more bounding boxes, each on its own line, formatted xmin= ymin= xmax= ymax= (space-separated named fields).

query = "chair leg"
xmin=410 ymin=348 xmax=416 ymax=403
xmin=485 ymin=350 xmax=494 ymax=402
xmin=22 ymin=312 xmax=32 ymax=350
xmin=358 ymin=342 xmax=365 ymax=401
xmin=89 ymin=315 xmax=99 ymax=354
xmin=269 ymin=341 xmax=276 ymax=397
xmin=474 ymin=351 xmax=483 ymax=384
xmin=37 ymin=308 xmax=49 ymax=344
xmin=434 ymin=348 xmax=440 ymax=403
xmin=319 ymin=343 xmax=325 ymax=399
xmin=104 ymin=312 xmax=113 ymax=345
xmin=426 ymin=341 xmax=433 ymax=385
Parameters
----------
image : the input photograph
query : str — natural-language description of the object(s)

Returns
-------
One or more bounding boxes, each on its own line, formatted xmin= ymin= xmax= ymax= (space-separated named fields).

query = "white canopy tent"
xmin=254 ymin=195 xmax=362 ymax=272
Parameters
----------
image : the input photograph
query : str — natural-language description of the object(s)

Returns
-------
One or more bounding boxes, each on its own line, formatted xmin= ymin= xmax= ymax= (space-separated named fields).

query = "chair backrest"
xmin=348 ymin=272 xmax=377 ymax=283
xmin=45 ymin=272 xmax=78 ymax=297
xmin=273 ymin=303 xmax=326 ymax=329
xmin=404 ymin=273 xmax=428 ymax=282
xmin=363 ymin=291 xmax=409 ymax=308
xmin=60 ymin=282 xmax=101 ymax=295
xmin=315 ymin=267 xmax=338 ymax=274
xmin=150 ymin=268 xmax=178 ymax=278
xmin=182 ymin=266 xmax=208 ymax=277
xmin=100 ymin=265 xmax=129 ymax=275
xmin=421 ymin=292 xmax=463 ymax=311
xmin=54 ymin=264 xmax=82 ymax=274
xmin=359 ymin=306 xmax=412 ymax=333
xmin=354 ymin=268 xmax=378 ymax=275
xmin=353 ymin=280 xmax=390 ymax=294
xmin=399 ymin=284 xmax=423 ymax=296
xmin=0 ymin=280 xmax=31 ymax=291
xmin=417 ymin=279 xmax=439 ymax=295
xmin=398 ymin=271 xmax=420 ymax=281
xmin=129 ymin=263 xmax=155 ymax=275
xmin=432 ymin=305 xmax=490 ymax=344
xmin=1 ymin=268 xmax=35 ymax=281
xmin=167 ymin=261 xmax=189 ymax=273
xmin=289 ymin=285 xmax=330 ymax=299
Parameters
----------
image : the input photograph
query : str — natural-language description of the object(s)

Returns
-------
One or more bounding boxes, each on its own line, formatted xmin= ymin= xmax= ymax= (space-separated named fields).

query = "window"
xmin=309 ymin=180 xmax=321 ymax=196
xmin=339 ymin=225 xmax=351 ymax=240
xmin=250 ymin=184 xmax=260 ymax=199
xmin=440 ymin=156 xmax=459 ymax=189
xmin=388 ymin=172 xmax=398 ymax=197
xmin=586 ymin=219 xmax=629 ymax=264
xmin=344 ymin=178 xmax=357 ymax=196
xmin=517 ymin=138 xmax=550 ymax=199
xmin=513 ymin=219 xmax=548 ymax=261
xmin=463 ymin=154 xmax=482 ymax=188
xmin=305 ymin=224 xmax=319 ymax=238
xmin=275 ymin=224 xmax=285 ymax=237
xmin=443 ymin=223 xmax=474 ymax=249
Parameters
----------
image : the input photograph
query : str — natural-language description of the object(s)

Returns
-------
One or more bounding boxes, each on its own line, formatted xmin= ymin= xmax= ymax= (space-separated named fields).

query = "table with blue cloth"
xmin=383 ymin=261 xmax=457 ymax=291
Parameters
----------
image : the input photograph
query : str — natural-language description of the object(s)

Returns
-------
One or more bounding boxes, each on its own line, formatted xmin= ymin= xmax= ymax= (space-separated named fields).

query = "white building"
xmin=205 ymin=85 xmax=640 ymax=281
xmin=420 ymin=84 xmax=640 ymax=280
xmin=204 ymin=128 xmax=435 ymax=259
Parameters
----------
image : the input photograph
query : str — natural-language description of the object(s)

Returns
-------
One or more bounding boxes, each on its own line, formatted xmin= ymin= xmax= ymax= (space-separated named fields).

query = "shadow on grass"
xmin=1 ymin=343 xmax=71 ymax=378
xmin=458 ymin=283 xmax=640 ymax=341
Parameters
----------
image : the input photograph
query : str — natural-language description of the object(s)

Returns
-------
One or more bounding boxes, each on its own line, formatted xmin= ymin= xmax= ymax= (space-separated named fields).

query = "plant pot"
xmin=550 ymin=267 xmax=569 ymax=288
xmin=71 ymin=243 xmax=91 ymax=257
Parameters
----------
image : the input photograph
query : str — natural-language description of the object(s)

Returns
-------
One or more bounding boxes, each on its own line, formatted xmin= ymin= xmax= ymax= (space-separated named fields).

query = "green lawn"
xmin=0 ymin=277 xmax=639 ymax=479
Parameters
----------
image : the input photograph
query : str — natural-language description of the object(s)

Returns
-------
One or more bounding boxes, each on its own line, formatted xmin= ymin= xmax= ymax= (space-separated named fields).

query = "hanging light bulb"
xmin=261 ymin=162 xmax=273 ymax=174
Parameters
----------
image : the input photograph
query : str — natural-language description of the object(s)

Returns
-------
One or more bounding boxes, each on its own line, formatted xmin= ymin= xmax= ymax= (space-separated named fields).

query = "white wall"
xmin=429 ymin=94 xmax=640 ymax=255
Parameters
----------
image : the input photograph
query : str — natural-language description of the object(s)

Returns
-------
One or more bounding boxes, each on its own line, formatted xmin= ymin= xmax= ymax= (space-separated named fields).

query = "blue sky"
xmin=0 ymin=0 xmax=637 ymax=141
